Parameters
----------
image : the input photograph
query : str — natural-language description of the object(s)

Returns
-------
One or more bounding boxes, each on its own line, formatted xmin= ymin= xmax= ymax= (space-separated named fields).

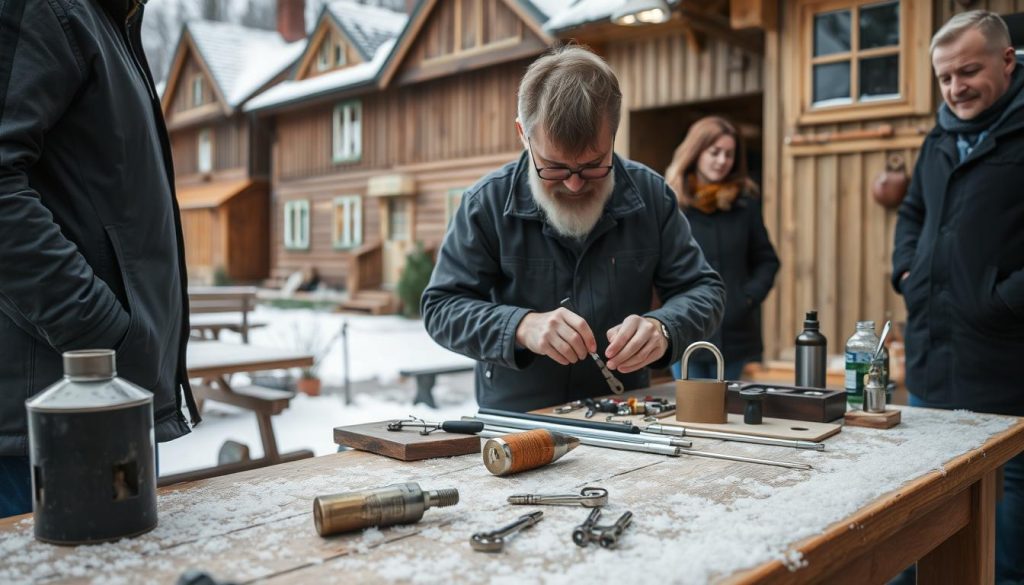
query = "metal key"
xmin=572 ymin=508 xmax=602 ymax=547
xmin=552 ymin=400 xmax=585 ymax=414
xmin=470 ymin=511 xmax=543 ymax=553
xmin=590 ymin=352 xmax=625 ymax=394
xmin=596 ymin=511 xmax=633 ymax=548
xmin=559 ymin=297 xmax=625 ymax=395
xmin=507 ymin=487 xmax=608 ymax=508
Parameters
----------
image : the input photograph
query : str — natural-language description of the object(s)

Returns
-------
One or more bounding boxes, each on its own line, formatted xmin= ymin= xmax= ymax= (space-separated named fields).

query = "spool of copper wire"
xmin=482 ymin=429 xmax=579 ymax=476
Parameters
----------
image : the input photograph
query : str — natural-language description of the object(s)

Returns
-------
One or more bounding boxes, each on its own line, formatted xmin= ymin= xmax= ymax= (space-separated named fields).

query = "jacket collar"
xmin=503 ymin=151 xmax=646 ymax=221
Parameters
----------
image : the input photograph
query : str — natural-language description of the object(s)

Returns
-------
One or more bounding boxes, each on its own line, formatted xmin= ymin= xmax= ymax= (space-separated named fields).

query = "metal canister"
xmin=863 ymin=361 xmax=887 ymax=414
xmin=26 ymin=349 xmax=157 ymax=544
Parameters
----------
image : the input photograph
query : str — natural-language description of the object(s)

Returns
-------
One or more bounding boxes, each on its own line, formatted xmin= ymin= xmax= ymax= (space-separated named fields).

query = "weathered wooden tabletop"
xmin=1 ymin=406 xmax=1021 ymax=585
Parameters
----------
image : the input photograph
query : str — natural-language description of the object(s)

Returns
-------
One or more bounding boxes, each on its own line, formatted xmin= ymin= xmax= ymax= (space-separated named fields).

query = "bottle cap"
xmin=803 ymin=311 xmax=819 ymax=329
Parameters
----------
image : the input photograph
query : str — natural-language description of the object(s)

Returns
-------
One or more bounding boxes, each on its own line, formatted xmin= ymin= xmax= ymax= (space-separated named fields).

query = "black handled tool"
xmin=387 ymin=416 xmax=485 ymax=435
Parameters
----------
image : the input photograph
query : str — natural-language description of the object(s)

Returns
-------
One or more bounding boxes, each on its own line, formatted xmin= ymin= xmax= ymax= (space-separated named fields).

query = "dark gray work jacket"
xmin=0 ymin=0 xmax=198 ymax=455
xmin=422 ymin=152 xmax=725 ymax=412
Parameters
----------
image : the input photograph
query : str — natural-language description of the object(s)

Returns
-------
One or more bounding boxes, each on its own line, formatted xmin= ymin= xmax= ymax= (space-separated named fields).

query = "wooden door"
xmin=381 ymin=197 xmax=414 ymax=289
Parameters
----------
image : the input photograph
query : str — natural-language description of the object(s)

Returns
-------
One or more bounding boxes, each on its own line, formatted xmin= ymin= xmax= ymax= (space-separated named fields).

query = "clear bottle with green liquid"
xmin=844 ymin=320 xmax=879 ymax=407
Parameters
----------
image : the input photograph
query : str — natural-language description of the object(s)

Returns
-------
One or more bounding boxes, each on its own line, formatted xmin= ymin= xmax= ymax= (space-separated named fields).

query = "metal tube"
xmin=478 ymin=429 xmax=682 ymax=457
xmin=477 ymin=422 xmax=690 ymax=449
xmin=644 ymin=422 xmax=826 ymax=451
xmin=468 ymin=414 xmax=690 ymax=448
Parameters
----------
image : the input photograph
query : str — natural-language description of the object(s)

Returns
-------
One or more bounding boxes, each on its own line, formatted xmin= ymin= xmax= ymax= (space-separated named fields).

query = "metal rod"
xmin=478 ymin=408 xmax=641 ymax=434
xmin=466 ymin=416 xmax=691 ymax=448
xmin=675 ymin=448 xmax=813 ymax=471
xmin=644 ymin=422 xmax=826 ymax=451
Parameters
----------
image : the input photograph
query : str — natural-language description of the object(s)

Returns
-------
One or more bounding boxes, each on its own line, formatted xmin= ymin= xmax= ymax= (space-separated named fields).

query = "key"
xmin=572 ymin=508 xmax=602 ymax=547
xmin=559 ymin=297 xmax=625 ymax=395
xmin=506 ymin=487 xmax=608 ymax=508
xmin=470 ymin=511 xmax=544 ymax=553
xmin=596 ymin=511 xmax=633 ymax=548
xmin=552 ymin=400 xmax=585 ymax=414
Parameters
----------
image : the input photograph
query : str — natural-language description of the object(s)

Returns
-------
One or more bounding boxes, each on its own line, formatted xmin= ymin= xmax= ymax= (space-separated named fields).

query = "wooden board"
xmin=333 ymin=421 xmax=481 ymax=461
xmin=533 ymin=383 xmax=841 ymax=442
xmin=845 ymin=408 xmax=902 ymax=429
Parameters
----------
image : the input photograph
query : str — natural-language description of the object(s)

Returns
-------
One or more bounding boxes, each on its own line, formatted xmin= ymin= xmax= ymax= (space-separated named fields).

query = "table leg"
xmin=918 ymin=469 xmax=997 ymax=584
xmin=256 ymin=414 xmax=281 ymax=463
xmin=413 ymin=374 xmax=438 ymax=408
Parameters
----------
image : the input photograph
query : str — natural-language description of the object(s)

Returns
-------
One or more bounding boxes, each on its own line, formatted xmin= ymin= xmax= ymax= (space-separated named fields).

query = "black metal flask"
xmin=26 ymin=349 xmax=157 ymax=544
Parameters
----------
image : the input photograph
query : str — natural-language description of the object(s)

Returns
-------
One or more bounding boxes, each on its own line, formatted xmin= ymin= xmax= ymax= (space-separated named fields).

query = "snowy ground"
xmin=159 ymin=307 xmax=478 ymax=476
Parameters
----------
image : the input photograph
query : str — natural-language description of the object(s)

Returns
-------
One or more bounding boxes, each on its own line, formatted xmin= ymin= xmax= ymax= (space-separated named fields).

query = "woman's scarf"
xmin=687 ymin=173 xmax=742 ymax=213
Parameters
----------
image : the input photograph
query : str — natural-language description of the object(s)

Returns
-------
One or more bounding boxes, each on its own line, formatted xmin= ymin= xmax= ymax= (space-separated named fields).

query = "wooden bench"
xmin=160 ymin=341 xmax=317 ymax=486
xmin=398 ymin=364 xmax=474 ymax=408
xmin=188 ymin=286 xmax=265 ymax=343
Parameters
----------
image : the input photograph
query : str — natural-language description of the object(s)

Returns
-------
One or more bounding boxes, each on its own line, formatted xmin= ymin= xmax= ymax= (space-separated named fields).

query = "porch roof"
xmin=176 ymin=179 xmax=253 ymax=210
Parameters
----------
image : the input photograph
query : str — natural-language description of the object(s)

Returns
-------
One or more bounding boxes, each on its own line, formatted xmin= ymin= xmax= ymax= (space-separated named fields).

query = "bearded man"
xmin=422 ymin=45 xmax=725 ymax=411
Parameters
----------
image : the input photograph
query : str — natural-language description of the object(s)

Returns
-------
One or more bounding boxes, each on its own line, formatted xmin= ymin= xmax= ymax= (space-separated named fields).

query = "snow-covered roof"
xmin=520 ymin=0 xmax=568 ymax=21
xmin=186 ymin=20 xmax=306 ymax=108
xmin=543 ymin=0 xmax=678 ymax=33
xmin=327 ymin=0 xmax=407 ymax=61
xmin=244 ymin=38 xmax=396 ymax=112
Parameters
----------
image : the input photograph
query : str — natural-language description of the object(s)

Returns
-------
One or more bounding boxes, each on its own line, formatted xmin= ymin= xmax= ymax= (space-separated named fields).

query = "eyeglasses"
xmin=527 ymin=137 xmax=614 ymax=181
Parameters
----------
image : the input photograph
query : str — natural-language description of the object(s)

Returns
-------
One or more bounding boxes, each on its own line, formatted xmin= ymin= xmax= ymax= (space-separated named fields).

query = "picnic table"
xmin=160 ymin=341 xmax=316 ymax=485
xmin=3 ymin=404 xmax=1021 ymax=584
xmin=188 ymin=285 xmax=264 ymax=343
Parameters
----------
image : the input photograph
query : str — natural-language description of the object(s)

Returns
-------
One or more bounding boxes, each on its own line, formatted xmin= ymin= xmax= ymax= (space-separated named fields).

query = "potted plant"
xmin=296 ymin=366 xmax=321 ymax=396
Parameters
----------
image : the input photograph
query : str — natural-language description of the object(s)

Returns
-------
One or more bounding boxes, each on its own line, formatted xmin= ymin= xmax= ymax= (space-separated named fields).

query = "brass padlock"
xmin=675 ymin=342 xmax=727 ymax=424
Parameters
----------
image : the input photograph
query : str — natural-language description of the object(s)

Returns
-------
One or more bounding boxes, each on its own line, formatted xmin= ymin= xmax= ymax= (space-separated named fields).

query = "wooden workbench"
xmin=1 ymin=406 xmax=1021 ymax=584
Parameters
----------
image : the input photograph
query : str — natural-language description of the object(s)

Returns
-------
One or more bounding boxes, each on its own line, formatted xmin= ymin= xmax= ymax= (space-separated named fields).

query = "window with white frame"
xmin=197 ymin=128 xmax=212 ymax=173
xmin=192 ymin=76 xmax=203 ymax=107
xmin=332 ymin=195 xmax=362 ymax=248
xmin=445 ymin=189 xmax=465 ymax=226
xmin=283 ymin=200 xmax=310 ymax=250
xmin=332 ymin=101 xmax=362 ymax=162
xmin=317 ymin=40 xmax=332 ymax=71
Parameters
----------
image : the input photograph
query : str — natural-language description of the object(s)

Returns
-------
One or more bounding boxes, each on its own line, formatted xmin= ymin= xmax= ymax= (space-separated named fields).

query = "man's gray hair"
xmin=517 ymin=45 xmax=622 ymax=156
xmin=931 ymin=10 xmax=1011 ymax=55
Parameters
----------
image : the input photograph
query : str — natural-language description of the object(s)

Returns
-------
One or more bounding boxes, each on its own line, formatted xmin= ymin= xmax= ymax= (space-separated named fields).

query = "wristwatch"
xmin=647 ymin=317 xmax=670 ymax=343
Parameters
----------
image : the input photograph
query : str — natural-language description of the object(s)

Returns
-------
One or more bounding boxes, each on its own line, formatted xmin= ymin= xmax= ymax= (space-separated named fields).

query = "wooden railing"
xmin=346 ymin=242 xmax=383 ymax=294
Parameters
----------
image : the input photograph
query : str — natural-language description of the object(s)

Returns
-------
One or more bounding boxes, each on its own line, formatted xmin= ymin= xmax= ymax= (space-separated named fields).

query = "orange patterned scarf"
xmin=687 ymin=174 xmax=742 ymax=213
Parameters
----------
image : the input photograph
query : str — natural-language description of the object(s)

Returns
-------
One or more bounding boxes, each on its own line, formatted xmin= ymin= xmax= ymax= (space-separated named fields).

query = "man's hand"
xmin=605 ymin=316 xmax=668 ymax=373
xmin=515 ymin=308 xmax=597 ymax=365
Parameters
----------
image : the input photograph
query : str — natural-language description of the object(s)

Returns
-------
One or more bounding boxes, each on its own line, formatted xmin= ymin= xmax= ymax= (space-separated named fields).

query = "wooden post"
xmin=917 ymin=469 xmax=998 ymax=584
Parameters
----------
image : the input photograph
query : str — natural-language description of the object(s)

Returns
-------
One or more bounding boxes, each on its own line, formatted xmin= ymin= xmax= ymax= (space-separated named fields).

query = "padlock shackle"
xmin=680 ymin=342 xmax=725 ymax=381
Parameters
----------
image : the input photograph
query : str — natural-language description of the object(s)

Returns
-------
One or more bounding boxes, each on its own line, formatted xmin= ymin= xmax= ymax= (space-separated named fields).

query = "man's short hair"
xmin=931 ymin=10 xmax=1011 ymax=55
xmin=517 ymin=45 xmax=622 ymax=156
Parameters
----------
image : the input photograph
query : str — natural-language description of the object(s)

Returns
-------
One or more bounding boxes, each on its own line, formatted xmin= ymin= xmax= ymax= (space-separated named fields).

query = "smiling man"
xmin=891 ymin=10 xmax=1024 ymax=582
xmin=422 ymin=45 xmax=724 ymax=412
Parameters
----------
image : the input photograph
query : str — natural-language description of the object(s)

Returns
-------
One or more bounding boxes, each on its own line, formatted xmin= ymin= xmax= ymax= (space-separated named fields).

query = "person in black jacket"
xmin=665 ymin=116 xmax=779 ymax=381
xmin=0 ymin=0 xmax=200 ymax=518
xmin=891 ymin=11 xmax=1023 ymax=583
xmin=422 ymin=46 xmax=724 ymax=412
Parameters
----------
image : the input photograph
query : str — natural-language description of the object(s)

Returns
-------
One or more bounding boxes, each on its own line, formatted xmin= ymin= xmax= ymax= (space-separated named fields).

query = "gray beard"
xmin=528 ymin=168 xmax=615 ymax=240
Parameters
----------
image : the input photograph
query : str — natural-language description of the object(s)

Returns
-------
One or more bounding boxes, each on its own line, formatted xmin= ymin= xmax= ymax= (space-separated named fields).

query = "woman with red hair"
xmin=665 ymin=116 xmax=780 ymax=380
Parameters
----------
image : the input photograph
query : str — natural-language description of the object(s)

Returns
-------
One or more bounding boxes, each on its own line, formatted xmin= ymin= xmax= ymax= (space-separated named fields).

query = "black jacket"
xmin=685 ymin=195 xmax=779 ymax=364
xmin=422 ymin=152 xmax=725 ymax=412
xmin=892 ymin=89 xmax=1024 ymax=416
xmin=0 ymin=0 xmax=198 ymax=456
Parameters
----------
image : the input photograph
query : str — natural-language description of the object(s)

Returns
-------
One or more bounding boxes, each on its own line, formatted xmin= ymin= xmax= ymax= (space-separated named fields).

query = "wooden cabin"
xmin=246 ymin=0 xmax=557 ymax=314
xmin=550 ymin=0 xmax=1024 ymax=362
xmin=162 ymin=16 xmax=305 ymax=284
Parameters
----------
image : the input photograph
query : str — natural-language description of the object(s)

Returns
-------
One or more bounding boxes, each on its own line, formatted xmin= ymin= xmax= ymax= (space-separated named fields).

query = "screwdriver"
xmin=559 ymin=298 xmax=625 ymax=394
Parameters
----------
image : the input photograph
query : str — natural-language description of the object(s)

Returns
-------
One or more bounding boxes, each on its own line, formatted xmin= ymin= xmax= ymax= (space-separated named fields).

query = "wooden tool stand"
xmin=726 ymin=382 xmax=847 ymax=423
xmin=334 ymin=421 xmax=481 ymax=461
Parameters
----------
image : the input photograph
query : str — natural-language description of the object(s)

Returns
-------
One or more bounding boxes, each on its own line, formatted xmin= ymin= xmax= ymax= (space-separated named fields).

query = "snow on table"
xmin=1 ymin=407 xmax=1019 ymax=585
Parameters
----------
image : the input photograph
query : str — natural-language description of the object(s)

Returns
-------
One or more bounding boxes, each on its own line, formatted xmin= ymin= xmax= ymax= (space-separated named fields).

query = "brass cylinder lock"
xmin=675 ymin=342 xmax=728 ymax=424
